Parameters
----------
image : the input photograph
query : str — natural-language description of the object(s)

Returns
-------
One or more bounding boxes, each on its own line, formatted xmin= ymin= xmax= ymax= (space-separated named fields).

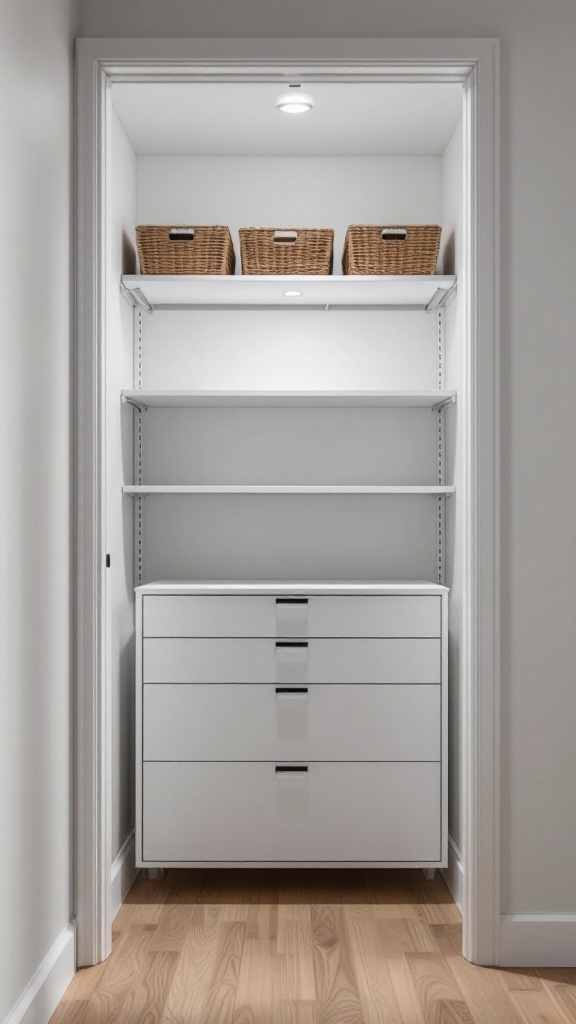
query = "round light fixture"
xmin=283 ymin=290 xmax=303 ymax=297
xmin=276 ymin=86 xmax=314 ymax=114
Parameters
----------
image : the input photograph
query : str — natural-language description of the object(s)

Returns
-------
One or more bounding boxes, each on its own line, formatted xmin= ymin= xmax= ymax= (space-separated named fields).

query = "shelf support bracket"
xmin=122 ymin=395 xmax=148 ymax=413
xmin=432 ymin=394 xmax=456 ymax=413
xmin=121 ymin=282 xmax=153 ymax=314
xmin=425 ymin=280 xmax=458 ymax=313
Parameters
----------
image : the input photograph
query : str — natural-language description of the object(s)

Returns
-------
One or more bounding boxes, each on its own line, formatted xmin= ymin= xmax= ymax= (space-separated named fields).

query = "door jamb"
xmin=75 ymin=36 xmax=500 ymax=967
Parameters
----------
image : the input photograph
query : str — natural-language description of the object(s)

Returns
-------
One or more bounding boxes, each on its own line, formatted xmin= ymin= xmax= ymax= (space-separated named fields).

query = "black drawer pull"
xmin=276 ymin=641 xmax=308 ymax=648
xmin=275 ymin=765 xmax=308 ymax=773
xmin=275 ymin=686 xmax=308 ymax=694
xmin=276 ymin=598 xmax=308 ymax=605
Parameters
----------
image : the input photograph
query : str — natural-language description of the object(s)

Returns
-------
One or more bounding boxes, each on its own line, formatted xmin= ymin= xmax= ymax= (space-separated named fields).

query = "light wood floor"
xmin=50 ymin=869 xmax=576 ymax=1024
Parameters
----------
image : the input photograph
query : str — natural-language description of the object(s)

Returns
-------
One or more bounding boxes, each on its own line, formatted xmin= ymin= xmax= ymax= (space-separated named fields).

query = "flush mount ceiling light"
xmin=276 ymin=85 xmax=314 ymax=114
xmin=283 ymin=290 xmax=303 ymax=297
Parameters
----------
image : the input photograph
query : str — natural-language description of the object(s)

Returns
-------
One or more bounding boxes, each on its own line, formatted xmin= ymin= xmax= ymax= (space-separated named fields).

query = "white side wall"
xmin=0 ymin=0 xmax=78 ymax=1020
xmin=442 ymin=118 xmax=465 ymax=854
xmin=107 ymin=111 xmax=137 ymax=862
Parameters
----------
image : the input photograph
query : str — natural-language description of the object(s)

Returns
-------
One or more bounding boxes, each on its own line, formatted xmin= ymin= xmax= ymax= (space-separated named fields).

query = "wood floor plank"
xmin=246 ymin=903 xmax=278 ymax=941
xmin=501 ymin=967 xmax=544 ymax=991
xmin=386 ymin=955 xmax=427 ymax=1024
xmin=82 ymin=924 xmax=157 ymax=1024
xmin=430 ymin=924 xmax=463 ymax=956
xmin=507 ymin=987 xmax=575 ymax=1024
xmin=406 ymin=951 xmax=471 ymax=1023
xmin=405 ymin=915 xmax=443 ymax=953
xmin=231 ymin=938 xmax=276 ymax=1024
xmin=373 ymin=900 xmax=420 ymax=920
xmin=250 ymin=870 xmax=280 ymax=906
xmin=125 ymin=876 xmax=172 ymax=906
xmin=166 ymin=869 xmax=208 ymax=904
xmin=344 ymin=906 xmax=404 ymax=1024
xmin=274 ymin=999 xmax=318 ymax=1024
xmin=375 ymin=915 xmax=415 ymax=955
xmin=433 ymin=1001 xmax=475 ymax=1023
xmin=220 ymin=903 xmax=251 ymax=923
xmin=161 ymin=905 xmax=222 ymax=1024
xmin=277 ymin=919 xmax=316 ymax=1001
xmin=544 ymin=983 xmax=576 ymax=1024
xmin=116 ymin=950 xmax=180 ymax=1024
xmin=447 ymin=956 xmax=522 ymax=1024
xmin=150 ymin=905 xmax=194 ymax=953
xmin=537 ymin=971 xmax=576 ymax=986
xmin=420 ymin=899 xmax=463 ymax=926
xmin=310 ymin=905 xmax=365 ymax=1024
xmin=200 ymin=921 xmax=246 ymax=1024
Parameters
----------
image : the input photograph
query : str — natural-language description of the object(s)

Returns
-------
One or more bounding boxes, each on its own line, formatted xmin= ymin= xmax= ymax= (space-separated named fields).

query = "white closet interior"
xmin=106 ymin=79 xmax=465 ymax=876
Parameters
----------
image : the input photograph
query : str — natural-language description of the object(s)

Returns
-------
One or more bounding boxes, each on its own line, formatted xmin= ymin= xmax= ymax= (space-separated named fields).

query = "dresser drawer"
xmin=142 ymin=761 xmax=441 ymax=863
xmin=143 ymin=595 xmax=441 ymax=639
xmin=308 ymin=596 xmax=440 ymax=638
xmin=143 ymin=683 xmax=441 ymax=762
xmin=142 ymin=638 xmax=441 ymax=684
xmin=144 ymin=596 xmax=276 ymax=638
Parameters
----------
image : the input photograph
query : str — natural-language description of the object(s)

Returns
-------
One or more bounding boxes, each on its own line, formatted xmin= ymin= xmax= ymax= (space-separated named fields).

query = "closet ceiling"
xmin=112 ymin=82 xmax=463 ymax=156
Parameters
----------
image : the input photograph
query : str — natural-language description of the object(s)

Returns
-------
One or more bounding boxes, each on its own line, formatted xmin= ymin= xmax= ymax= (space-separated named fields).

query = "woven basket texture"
xmin=136 ymin=225 xmax=235 ymax=275
xmin=343 ymin=225 xmax=441 ymax=275
xmin=240 ymin=228 xmax=334 ymax=275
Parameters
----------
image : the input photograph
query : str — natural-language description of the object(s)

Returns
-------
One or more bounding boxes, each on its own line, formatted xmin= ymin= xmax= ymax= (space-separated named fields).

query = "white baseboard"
xmin=441 ymin=834 xmax=464 ymax=913
xmin=499 ymin=914 xmax=576 ymax=967
xmin=111 ymin=829 xmax=139 ymax=918
xmin=4 ymin=922 xmax=76 ymax=1024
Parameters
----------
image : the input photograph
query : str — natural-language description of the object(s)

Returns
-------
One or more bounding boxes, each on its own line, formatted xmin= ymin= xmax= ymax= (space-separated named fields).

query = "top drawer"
xmin=143 ymin=595 xmax=441 ymax=639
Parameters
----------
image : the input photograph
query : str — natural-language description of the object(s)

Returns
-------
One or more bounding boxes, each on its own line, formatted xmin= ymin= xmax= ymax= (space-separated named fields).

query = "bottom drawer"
xmin=142 ymin=761 xmax=441 ymax=864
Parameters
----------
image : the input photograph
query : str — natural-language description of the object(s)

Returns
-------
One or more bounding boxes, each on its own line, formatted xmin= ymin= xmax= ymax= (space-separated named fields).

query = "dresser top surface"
xmin=136 ymin=580 xmax=449 ymax=596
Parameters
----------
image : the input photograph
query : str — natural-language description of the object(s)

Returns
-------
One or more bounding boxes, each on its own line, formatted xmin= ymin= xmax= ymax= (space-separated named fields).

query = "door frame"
xmin=75 ymin=36 xmax=500 ymax=966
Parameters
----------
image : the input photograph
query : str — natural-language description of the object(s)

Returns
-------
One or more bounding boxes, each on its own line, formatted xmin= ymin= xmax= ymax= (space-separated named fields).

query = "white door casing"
xmin=75 ymin=37 xmax=499 ymax=966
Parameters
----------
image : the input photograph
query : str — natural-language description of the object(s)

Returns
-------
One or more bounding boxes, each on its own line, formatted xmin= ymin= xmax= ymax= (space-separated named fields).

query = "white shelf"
xmin=121 ymin=274 xmax=456 ymax=311
xmin=123 ymin=484 xmax=456 ymax=496
xmin=137 ymin=579 xmax=450 ymax=596
xmin=121 ymin=389 xmax=457 ymax=410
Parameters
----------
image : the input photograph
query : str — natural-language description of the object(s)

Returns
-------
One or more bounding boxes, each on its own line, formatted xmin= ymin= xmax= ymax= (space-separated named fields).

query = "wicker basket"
xmin=136 ymin=225 xmax=235 ymax=275
xmin=343 ymin=225 xmax=442 ymax=276
xmin=240 ymin=228 xmax=334 ymax=275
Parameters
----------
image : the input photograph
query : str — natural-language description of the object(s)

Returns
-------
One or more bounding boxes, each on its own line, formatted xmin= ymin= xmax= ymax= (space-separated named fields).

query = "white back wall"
xmin=142 ymin=496 xmax=439 ymax=583
xmin=0 ymin=0 xmax=78 ymax=1019
xmin=142 ymin=310 xmax=437 ymax=391
xmin=133 ymin=154 xmax=444 ymax=583
xmin=137 ymin=155 xmax=442 ymax=275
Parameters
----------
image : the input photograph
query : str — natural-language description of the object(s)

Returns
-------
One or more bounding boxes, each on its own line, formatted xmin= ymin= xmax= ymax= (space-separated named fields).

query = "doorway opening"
xmin=75 ymin=39 xmax=499 ymax=969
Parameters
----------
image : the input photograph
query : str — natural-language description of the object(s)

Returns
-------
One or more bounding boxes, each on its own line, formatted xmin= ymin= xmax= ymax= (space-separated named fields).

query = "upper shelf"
xmin=121 ymin=389 xmax=457 ymax=410
xmin=120 ymin=274 xmax=457 ymax=312
xmin=123 ymin=484 xmax=456 ymax=496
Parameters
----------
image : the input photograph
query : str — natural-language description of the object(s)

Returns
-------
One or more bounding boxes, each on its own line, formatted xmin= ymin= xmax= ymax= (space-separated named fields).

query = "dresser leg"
xmin=421 ymin=868 xmax=436 ymax=881
xmin=143 ymin=868 xmax=167 ymax=880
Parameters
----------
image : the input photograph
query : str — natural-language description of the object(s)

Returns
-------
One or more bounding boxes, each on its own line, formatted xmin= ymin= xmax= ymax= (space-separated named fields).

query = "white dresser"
xmin=135 ymin=580 xmax=448 ymax=868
